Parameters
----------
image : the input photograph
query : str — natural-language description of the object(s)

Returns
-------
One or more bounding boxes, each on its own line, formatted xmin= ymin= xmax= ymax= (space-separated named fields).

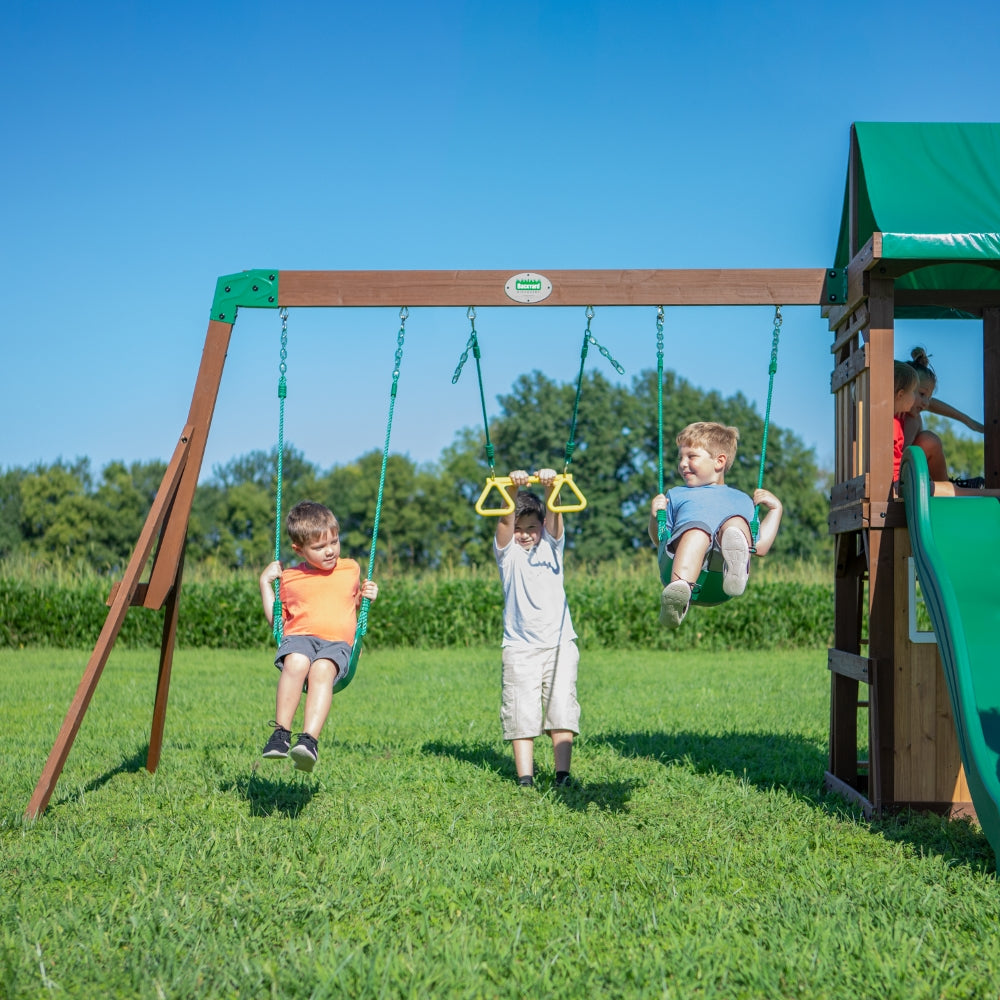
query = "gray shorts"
xmin=500 ymin=641 xmax=580 ymax=741
xmin=275 ymin=634 xmax=352 ymax=685
xmin=660 ymin=526 xmax=727 ymax=576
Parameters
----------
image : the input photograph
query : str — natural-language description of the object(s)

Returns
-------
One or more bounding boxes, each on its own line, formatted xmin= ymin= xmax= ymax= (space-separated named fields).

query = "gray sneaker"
xmin=289 ymin=733 xmax=319 ymax=772
xmin=660 ymin=580 xmax=692 ymax=628
xmin=721 ymin=527 xmax=750 ymax=597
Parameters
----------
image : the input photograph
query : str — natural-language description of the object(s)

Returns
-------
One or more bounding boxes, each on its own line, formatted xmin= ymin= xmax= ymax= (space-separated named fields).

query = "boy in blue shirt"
xmin=648 ymin=422 xmax=782 ymax=628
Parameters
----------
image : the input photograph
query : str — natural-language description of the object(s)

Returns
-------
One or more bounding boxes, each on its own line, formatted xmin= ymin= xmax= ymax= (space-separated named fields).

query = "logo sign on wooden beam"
xmin=504 ymin=272 xmax=553 ymax=303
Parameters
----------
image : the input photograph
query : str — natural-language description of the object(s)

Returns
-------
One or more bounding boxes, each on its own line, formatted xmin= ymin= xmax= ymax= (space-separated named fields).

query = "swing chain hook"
xmin=278 ymin=307 xmax=289 ymax=393
xmin=451 ymin=307 xmax=480 ymax=384
xmin=769 ymin=305 xmax=782 ymax=375
xmin=581 ymin=305 xmax=625 ymax=375
xmin=391 ymin=308 xmax=408 ymax=389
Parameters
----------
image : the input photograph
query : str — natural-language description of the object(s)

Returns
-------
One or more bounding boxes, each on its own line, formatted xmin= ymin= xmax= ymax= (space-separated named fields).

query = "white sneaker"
xmin=721 ymin=527 xmax=750 ymax=597
xmin=660 ymin=580 xmax=692 ymax=629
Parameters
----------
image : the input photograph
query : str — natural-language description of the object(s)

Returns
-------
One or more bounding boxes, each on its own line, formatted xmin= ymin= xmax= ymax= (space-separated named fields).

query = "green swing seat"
xmin=657 ymin=542 xmax=732 ymax=607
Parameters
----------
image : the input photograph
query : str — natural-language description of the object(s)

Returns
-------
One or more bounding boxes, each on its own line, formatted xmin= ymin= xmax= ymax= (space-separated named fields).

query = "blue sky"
xmin=3 ymin=0 xmax=997 ymax=482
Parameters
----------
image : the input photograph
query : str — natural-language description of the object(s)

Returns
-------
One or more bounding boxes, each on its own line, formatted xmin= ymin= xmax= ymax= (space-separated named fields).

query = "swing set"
xmin=25 ymin=266 xmax=826 ymax=820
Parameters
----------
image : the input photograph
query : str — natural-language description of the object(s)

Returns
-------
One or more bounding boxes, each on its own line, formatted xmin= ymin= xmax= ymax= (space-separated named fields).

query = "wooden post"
xmin=146 ymin=543 xmax=186 ymax=774
xmin=146 ymin=319 xmax=235 ymax=609
xmin=864 ymin=276 xmax=897 ymax=810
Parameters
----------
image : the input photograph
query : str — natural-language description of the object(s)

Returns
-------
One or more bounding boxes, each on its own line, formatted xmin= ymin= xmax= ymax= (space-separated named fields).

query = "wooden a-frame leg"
xmin=146 ymin=542 xmax=186 ymax=774
xmin=24 ymin=428 xmax=192 ymax=820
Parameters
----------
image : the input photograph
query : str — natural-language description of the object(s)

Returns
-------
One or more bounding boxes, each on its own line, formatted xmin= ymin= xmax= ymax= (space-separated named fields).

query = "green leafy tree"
xmin=15 ymin=458 xmax=169 ymax=571
xmin=0 ymin=467 xmax=27 ymax=560
xmin=319 ymin=451 xmax=440 ymax=573
xmin=19 ymin=459 xmax=100 ymax=564
xmin=432 ymin=428 xmax=497 ymax=569
xmin=92 ymin=460 xmax=166 ymax=571
xmin=188 ymin=446 xmax=319 ymax=570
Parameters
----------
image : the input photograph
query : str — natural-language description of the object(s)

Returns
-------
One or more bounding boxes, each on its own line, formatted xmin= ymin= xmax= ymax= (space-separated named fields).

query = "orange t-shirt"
xmin=279 ymin=558 xmax=361 ymax=642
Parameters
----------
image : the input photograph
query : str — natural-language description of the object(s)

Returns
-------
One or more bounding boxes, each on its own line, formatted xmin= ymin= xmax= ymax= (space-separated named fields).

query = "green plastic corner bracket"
xmin=211 ymin=270 xmax=280 ymax=323
xmin=823 ymin=267 xmax=847 ymax=305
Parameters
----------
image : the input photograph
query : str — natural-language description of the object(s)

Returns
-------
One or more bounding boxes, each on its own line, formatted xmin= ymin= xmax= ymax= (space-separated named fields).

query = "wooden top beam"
xmin=277 ymin=269 xmax=828 ymax=308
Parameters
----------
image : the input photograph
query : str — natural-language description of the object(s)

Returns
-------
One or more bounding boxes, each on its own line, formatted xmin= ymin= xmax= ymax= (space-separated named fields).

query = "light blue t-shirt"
xmin=663 ymin=483 xmax=754 ymax=551
xmin=494 ymin=527 xmax=577 ymax=649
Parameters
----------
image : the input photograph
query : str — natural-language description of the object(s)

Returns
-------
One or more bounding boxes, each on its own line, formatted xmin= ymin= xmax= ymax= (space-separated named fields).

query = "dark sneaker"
xmin=262 ymin=724 xmax=291 ymax=759
xmin=289 ymin=733 xmax=319 ymax=772
xmin=660 ymin=580 xmax=692 ymax=628
xmin=517 ymin=775 xmax=534 ymax=787
xmin=554 ymin=771 xmax=576 ymax=788
xmin=721 ymin=527 xmax=751 ymax=597
xmin=952 ymin=476 xmax=986 ymax=489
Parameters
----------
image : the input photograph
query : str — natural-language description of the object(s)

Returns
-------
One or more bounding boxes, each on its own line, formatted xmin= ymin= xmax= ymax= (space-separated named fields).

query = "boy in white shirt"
xmin=494 ymin=469 xmax=580 ymax=788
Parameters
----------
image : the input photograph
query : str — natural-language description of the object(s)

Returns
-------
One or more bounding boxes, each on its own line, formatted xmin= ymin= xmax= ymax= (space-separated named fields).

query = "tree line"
xmin=1 ymin=368 xmax=835 ymax=574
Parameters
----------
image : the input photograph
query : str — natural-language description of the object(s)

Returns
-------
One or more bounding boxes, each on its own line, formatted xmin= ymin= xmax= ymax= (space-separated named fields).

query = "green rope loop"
xmin=272 ymin=308 xmax=289 ymax=643
xmin=451 ymin=306 xmax=496 ymax=476
xmin=749 ymin=305 xmax=782 ymax=545
xmin=565 ymin=306 xmax=625 ymax=473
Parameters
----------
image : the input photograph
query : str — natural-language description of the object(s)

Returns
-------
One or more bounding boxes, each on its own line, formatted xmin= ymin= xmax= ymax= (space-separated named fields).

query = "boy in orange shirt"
xmin=259 ymin=500 xmax=378 ymax=771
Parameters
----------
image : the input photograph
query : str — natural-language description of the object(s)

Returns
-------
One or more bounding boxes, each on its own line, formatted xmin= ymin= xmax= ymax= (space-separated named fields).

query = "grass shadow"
xmin=592 ymin=728 xmax=827 ymax=799
xmin=595 ymin=728 xmax=996 ymax=869
xmin=48 ymin=744 xmax=150 ymax=812
xmin=222 ymin=763 xmax=316 ymax=818
xmin=868 ymin=811 xmax=995 ymax=873
xmin=421 ymin=739 xmax=639 ymax=813
xmin=547 ymin=776 xmax=642 ymax=814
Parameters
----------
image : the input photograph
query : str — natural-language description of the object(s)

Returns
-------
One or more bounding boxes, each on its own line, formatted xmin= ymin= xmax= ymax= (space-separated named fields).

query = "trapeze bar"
xmin=276 ymin=269 xmax=827 ymax=308
xmin=475 ymin=473 xmax=587 ymax=516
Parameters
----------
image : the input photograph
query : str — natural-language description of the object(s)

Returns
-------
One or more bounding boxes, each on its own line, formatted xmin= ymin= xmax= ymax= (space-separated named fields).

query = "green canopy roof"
xmin=834 ymin=122 xmax=1000 ymax=317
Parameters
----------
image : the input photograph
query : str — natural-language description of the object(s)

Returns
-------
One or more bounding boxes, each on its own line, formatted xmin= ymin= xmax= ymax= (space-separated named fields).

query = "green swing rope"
xmin=271 ymin=307 xmax=289 ymax=643
xmin=656 ymin=306 xmax=668 ymax=543
xmin=451 ymin=306 xmax=496 ymax=477
xmin=335 ymin=306 xmax=409 ymax=694
xmin=565 ymin=306 xmax=625 ymax=473
xmin=353 ymin=307 xmax=409 ymax=649
xmin=749 ymin=306 xmax=782 ymax=544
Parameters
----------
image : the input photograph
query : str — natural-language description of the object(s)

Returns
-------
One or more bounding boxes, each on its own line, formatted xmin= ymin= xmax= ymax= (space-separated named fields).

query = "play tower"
xmin=825 ymin=122 xmax=1000 ymax=818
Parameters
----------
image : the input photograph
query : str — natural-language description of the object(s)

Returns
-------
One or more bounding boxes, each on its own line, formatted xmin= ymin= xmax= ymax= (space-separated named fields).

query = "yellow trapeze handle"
xmin=474 ymin=473 xmax=588 ymax=517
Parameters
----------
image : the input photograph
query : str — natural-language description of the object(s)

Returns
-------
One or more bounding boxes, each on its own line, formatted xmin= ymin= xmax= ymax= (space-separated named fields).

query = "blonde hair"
xmin=286 ymin=500 xmax=339 ymax=547
xmin=894 ymin=360 xmax=918 ymax=395
xmin=676 ymin=421 xmax=740 ymax=472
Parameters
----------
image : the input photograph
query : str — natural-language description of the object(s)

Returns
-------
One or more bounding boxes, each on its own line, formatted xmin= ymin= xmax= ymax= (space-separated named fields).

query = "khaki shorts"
xmin=500 ymin=641 xmax=580 ymax=740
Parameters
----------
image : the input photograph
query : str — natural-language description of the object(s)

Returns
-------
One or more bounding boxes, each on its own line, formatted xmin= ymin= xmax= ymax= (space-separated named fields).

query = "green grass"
xmin=1 ymin=646 xmax=997 ymax=999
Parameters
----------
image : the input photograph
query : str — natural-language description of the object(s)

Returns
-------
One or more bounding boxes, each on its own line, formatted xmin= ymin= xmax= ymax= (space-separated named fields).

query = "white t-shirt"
xmin=494 ymin=527 xmax=577 ymax=649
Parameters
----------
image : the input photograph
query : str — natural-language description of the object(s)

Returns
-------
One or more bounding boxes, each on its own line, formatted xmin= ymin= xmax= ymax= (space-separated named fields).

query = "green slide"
xmin=899 ymin=446 xmax=1000 ymax=857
